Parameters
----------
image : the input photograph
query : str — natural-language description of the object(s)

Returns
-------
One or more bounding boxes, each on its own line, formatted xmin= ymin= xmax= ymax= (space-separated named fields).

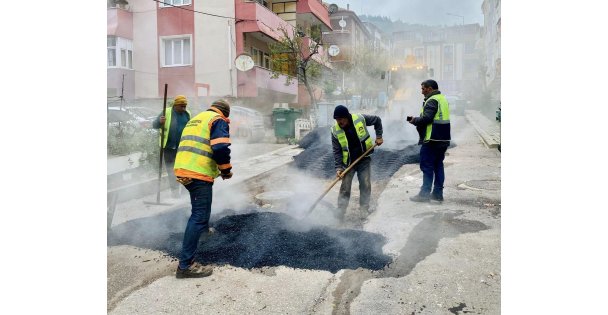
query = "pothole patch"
xmin=458 ymin=179 xmax=500 ymax=191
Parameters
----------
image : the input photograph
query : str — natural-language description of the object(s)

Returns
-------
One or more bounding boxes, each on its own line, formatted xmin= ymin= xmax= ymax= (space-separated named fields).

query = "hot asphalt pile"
xmin=108 ymin=209 xmax=392 ymax=273
xmin=294 ymin=123 xmax=421 ymax=180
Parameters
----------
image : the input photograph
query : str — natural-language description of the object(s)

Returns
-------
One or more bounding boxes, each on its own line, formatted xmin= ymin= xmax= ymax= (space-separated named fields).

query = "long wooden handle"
xmin=306 ymin=143 xmax=378 ymax=215
xmin=156 ymin=83 xmax=168 ymax=203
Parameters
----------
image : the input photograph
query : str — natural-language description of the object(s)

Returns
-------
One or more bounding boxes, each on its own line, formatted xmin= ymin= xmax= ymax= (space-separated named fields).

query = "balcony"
xmin=237 ymin=66 xmax=297 ymax=98
xmin=107 ymin=7 xmax=133 ymax=38
xmin=296 ymin=0 xmax=332 ymax=31
xmin=235 ymin=0 xmax=295 ymax=53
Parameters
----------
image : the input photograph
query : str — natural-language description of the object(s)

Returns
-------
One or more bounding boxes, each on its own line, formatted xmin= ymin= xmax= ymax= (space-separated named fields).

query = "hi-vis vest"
xmin=331 ymin=113 xmax=374 ymax=166
xmin=421 ymin=94 xmax=451 ymax=142
xmin=174 ymin=111 xmax=223 ymax=179
xmin=159 ymin=107 xmax=191 ymax=148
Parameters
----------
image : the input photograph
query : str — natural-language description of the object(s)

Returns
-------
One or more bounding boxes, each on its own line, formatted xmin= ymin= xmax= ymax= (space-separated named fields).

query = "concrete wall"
xmin=195 ymin=0 xmax=236 ymax=98
xmin=132 ymin=0 xmax=159 ymax=99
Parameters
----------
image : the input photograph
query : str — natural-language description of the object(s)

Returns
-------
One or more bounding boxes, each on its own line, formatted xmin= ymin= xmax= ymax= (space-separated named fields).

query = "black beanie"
xmin=211 ymin=99 xmax=230 ymax=117
xmin=333 ymin=105 xmax=350 ymax=118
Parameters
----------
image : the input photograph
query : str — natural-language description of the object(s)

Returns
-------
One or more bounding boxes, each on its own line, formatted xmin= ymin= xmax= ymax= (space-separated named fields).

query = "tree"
xmin=351 ymin=43 xmax=390 ymax=99
xmin=269 ymin=25 xmax=325 ymax=115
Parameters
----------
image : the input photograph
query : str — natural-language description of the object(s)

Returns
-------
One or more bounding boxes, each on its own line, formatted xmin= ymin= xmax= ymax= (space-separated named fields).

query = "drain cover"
xmin=458 ymin=179 xmax=500 ymax=191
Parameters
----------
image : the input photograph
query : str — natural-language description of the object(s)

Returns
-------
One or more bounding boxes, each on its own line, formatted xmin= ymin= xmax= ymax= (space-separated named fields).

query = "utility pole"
xmin=120 ymin=73 xmax=125 ymax=110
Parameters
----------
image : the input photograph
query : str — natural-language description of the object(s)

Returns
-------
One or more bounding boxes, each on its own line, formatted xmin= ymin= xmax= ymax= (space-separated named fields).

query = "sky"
xmin=329 ymin=0 xmax=484 ymax=26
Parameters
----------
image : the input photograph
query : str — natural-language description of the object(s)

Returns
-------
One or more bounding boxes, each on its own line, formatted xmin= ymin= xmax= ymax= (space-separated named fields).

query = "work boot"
xmin=360 ymin=205 xmax=373 ymax=214
xmin=176 ymin=264 xmax=213 ymax=279
xmin=409 ymin=194 xmax=431 ymax=202
xmin=430 ymin=194 xmax=444 ymax=202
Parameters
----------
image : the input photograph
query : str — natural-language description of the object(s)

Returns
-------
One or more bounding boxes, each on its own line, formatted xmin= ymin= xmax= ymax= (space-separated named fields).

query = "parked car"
xmin=230 ymin=106 xmax=265 ymax=142
xmin=108 ymin=106 xmax=158 ymax=129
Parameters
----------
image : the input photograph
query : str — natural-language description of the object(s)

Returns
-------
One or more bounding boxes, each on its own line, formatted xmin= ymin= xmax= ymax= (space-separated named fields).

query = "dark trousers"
xmin=337 ymin=156 xmax=372 ymax=218
xmin=163 ymin=148 xmax=179 ymax=194
xmin=178 ymin=179 xmax=213 ymax=269
xmin=419 ymin=141 xmax=449 ymax=197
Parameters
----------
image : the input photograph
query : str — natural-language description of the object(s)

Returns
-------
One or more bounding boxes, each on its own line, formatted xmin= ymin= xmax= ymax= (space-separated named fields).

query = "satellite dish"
xmin=328 ymin=45 xmax=340 ymax=57
xmin=339 ymin=17 xmax=346 ymax=28
xmin=328 ymin=4 xmax=338 ymax=14
xmin=235 ymin=53 xmax=254 ymax=72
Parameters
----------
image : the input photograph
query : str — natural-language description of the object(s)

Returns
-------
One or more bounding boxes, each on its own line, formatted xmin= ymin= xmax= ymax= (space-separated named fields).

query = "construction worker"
xmin=331 ymin=105 xmax=383 ymax=221
xmin=173 ymin=99 xmax=233 ymax=278
xmin=152 ymin=95 xmax=191 ymax=199
xmin=407 ymin=79 xmax=451 ymax=202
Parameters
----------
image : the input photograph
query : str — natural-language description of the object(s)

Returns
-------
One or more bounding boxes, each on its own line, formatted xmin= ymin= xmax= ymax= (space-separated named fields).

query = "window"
xmin=255 ymin=0 xmax=269 ymax=8
xmin=159 ymin=0 xmax=191 ymax=7
xmin=107 ymin=36 xmax=133 ymax=69
xmin=250 ymin=47 xmax=270 ymax=69
xmin=263 ymin=53 xmax=270 ymax=69
xmin=121 ymin=49 xmax=127 ymax=67
xmin=107 ymin=0 xmax=128 ymax=9
xmin=162 ymin=36 xmax=191 ymax=66
xmin=107 ymin=36 xmax=117 ymax=67
xmin=443 ymin=45 xmax=453 ymax=59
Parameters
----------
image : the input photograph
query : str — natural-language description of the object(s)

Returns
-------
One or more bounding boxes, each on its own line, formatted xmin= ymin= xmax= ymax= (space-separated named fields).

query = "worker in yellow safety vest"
xmin=331 ymin=105 xmax=383 ymax=222
xmin=173 ymin=99 xmax=233 ymax=278
xmin=152 ymin=95 xmax=191 ymax=198
xmin=406 ymin=79 xmax=451 ymax=202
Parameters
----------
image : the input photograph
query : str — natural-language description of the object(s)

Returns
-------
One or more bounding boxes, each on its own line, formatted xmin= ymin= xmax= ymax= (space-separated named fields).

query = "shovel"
xmin=306 ymin=143 xmax=378 ymax=216
xmin=144 ymin=83 xmax=173 ymax=206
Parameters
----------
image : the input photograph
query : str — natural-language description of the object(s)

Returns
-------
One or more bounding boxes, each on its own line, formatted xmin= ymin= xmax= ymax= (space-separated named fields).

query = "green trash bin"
xmin=272 ymin=108 xmax=302 ymax=139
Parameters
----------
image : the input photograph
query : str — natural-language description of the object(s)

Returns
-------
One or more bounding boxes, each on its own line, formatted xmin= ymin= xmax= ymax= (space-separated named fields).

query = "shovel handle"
xmin=306 ymin=143 xmax=378 ymax=215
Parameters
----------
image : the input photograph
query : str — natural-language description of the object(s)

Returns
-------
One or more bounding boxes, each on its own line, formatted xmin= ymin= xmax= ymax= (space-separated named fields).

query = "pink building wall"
xmin=157 ymin=5 xmax=195 ymax=97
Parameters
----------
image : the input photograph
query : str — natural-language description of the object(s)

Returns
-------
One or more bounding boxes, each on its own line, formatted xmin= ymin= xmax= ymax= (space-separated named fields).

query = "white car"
xmin=108 ymin=106 xmax=158 ymax=129
xmin=230 ymin=106 xmax=265 ymax=142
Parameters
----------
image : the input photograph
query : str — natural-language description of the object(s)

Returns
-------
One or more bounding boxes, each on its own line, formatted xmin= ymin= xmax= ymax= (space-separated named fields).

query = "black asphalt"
xmin=108 ymin=209 xmax=392 ymax=273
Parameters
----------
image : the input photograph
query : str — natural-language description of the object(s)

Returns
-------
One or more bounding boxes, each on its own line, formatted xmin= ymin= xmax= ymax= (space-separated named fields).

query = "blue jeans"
xmin=338 ymin=156 xmax=372 ymax=217
xmin=419 ymin=141 xmax=449 ymax=197
xmin=178 ymin=179 xmax=213 ymax=270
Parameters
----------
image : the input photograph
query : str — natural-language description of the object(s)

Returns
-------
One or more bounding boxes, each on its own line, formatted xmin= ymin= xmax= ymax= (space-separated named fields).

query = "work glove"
xmin=336 ymin=169 xmax=343 ymax=178
xmin=375 ymin=137 xmax=383 ymax=146
xmin=220 ymin=171 xmax=233 ymax=180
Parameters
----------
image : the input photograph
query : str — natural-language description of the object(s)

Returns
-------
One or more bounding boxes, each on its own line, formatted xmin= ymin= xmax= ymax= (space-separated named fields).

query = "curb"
xmin=465 ymin=110 xmax=500 ymax=149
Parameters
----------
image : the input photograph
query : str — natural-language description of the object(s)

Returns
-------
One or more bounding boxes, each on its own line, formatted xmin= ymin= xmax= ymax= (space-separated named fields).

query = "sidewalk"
xmin=108 ymin=143 xmax=302 ymax=228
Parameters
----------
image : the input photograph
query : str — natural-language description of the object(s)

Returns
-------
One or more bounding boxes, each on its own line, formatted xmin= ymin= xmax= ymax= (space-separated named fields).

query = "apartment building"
xmin=320 ymin=6 xmax=374 ymax=97
xmin=235 ymin=0 xmax=330 ymax=113
xmin=391 ymin=24 xmax=482 ymax=98
xmin=107 ymin=0 xmax=331 ymax=114
xmin=482 ymin=0 xmax=501 ymax=100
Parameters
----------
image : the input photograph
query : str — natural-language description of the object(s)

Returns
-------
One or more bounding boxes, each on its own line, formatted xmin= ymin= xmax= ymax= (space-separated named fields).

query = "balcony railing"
xmin=236 ymin=0 xmax=295 ymax=42
xmin=296 ymin=0 xmax=331 ymax=30
xmin=237 ymin=66 xmax=297 ymax=98
xmin=107 ymin=7 xmax=133 ymax=38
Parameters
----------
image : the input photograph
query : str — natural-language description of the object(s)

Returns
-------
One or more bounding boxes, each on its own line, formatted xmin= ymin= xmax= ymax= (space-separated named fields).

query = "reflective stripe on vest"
xmin=421 ymin=94 xmax=451 ymax=142
xmin=174 ymin=111 xmax=222 ymax=179
xmin=159 ymin=107 xmax=191 ymax=148
xmin=331 ymin=113 xmax=374 ymax=165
